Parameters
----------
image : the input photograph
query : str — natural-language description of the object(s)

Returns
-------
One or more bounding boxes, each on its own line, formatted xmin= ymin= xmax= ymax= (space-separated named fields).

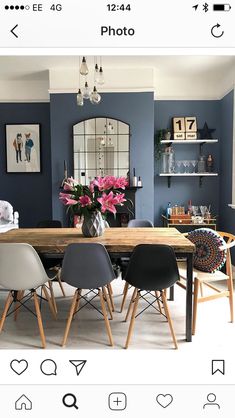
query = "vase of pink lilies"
xmin=59 ymin=175 xmax=128 ymax=237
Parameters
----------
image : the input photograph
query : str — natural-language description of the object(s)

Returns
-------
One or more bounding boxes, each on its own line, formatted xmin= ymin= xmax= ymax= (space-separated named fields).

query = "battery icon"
xmin=213 ymin=4 xmax=231 ymax=11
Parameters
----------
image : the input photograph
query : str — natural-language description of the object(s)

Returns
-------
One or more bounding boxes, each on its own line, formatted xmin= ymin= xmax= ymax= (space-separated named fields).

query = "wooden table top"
xmin=0 ymin=227 xmax=195 ymax=255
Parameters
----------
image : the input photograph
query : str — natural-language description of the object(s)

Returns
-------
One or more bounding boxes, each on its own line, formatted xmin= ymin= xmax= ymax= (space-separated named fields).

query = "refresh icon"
xmin=211 ymin=23 xmax=224 ymax=38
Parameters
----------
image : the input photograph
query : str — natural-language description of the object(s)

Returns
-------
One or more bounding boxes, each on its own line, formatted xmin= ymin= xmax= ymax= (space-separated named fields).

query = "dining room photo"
xmin=0 ymin=55 xmax=235 ymax=354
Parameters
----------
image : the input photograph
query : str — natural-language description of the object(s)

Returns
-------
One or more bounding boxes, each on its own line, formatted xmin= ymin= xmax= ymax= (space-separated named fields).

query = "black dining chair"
xmin=60 ymin=243 xmax=116 ymax=347
xmin=120 ymin=219 xmax=154 ymax=313
xmin=36 ymin=219 xmax=65 ymax=304
xmin=123 ymin=244 xmax=179 ymax=349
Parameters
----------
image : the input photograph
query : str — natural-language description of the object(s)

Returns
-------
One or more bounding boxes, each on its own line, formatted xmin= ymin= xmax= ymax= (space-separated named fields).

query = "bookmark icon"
xmin=69 ymin=360 xmax=87 ymax=376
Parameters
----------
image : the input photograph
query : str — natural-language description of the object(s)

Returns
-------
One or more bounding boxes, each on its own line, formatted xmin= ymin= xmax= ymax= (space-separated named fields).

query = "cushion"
xmin=187 ymin=228 xmax=227 ymax=273
xmin=0 ymin=200 xmax=13 ymax=224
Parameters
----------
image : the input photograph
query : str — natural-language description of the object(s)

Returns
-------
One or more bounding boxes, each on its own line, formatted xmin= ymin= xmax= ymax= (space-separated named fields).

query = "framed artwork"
xmin=5 ymin=124 xmax=41 ymax=173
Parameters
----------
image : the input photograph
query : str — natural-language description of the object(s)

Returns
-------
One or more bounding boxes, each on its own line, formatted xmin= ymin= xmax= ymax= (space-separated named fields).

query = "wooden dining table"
xmin=0 ymin=227 xmax=195 ymax=341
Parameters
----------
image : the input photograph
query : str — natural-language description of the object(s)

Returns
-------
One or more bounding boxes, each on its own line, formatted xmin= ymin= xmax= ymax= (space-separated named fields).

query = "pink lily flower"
xmin=114 ymin=177 xmax=129 ymax=189
xmin=79 ymin=195 xmax=92 ymax=207
xmin=97 ymin=191 xmax=118 ymax=214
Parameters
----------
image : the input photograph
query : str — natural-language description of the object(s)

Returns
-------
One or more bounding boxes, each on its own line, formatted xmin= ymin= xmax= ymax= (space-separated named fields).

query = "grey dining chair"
xmin=60 ymin=243 xmax=116 ymax=347
xmin=120 ymin=218 xmax=154 ymax=313
xmin=123 ymin=244 xmax=179 ymax=349
xmin=127 ymin=219 xmax=154 ymax=228
xmin=0 ymin=243 xmax=57 ymax=348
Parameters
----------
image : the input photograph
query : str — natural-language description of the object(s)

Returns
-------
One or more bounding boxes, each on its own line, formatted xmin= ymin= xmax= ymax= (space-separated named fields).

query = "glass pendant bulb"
xmin=76 ymin=88 xmax=84 ymax=106
xmin=80 ymin=57 xmax=89 ymax=76
xmin=90 ymin=86 xmax=101 ymax=105
xmin=82 ymin=82 xmax=91 ymax=99
xmin=94 ymin=63 xmax=99 ymax=83
xmin=98 ymin=66 xmax=105 ymax=85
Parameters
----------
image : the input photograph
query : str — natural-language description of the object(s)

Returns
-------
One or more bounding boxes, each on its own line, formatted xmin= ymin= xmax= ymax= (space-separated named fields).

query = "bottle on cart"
xmin=188 ymin=199 xmax=192 ymax=215
xmin=166 ymin=202 xmax=172 ymax=218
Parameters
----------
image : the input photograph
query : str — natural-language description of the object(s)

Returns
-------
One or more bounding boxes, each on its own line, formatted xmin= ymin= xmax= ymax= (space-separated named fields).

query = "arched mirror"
xmin=73 ymin=117 xmax=130 ymax=185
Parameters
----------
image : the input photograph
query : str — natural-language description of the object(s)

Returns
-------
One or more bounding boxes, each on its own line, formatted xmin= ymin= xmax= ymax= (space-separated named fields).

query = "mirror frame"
xmin=73 ymin=116 xmax=130 ymax=185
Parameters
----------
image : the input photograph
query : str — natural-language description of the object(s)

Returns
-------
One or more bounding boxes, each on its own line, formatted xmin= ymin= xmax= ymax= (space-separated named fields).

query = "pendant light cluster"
xmin=77 ymin=57 xmax=104 ymax=106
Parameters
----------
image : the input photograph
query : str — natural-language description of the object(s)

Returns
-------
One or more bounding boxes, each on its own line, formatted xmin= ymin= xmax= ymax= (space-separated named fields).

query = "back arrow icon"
xmin=211 ymin=23 xmax=224 ymax=38
xmin=11 ymin=25 xmax=19 ymax=38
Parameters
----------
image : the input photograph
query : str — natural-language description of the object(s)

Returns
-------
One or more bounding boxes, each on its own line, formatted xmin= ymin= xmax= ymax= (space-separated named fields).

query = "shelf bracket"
xmin=199 ymin=176 xmax=203 ymax=187
xmin=167 ymin=176 xmax=171 ymax=188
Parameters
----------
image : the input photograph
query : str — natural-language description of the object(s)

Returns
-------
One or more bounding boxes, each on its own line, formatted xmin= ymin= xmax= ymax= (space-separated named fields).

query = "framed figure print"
xmin=5 ymin=124 xmax=41 ymax=173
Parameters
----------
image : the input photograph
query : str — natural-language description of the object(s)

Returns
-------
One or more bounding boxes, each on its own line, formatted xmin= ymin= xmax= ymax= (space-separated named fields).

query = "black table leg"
xmin=186 ymin=252 xmax=193 ymax=342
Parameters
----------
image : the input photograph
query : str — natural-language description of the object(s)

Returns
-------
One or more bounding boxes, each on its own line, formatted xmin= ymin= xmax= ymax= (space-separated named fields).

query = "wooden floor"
xmin=0 ymin=277 xmax=234 ymax=350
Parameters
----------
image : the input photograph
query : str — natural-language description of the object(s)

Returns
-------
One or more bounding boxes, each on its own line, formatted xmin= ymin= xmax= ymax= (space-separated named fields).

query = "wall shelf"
xmin=160 ymin=139 xmax=218 ymax=144
xmin=159 ymin=173 xmax=218 ymax=188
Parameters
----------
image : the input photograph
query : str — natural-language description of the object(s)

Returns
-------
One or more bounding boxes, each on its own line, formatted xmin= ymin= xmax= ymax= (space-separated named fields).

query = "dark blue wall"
xmin=154 ymin=100 xmax=221 ymax=225
xmin=0 ymin=103 xmax=52 ymax=227
xmin=50 ymin=92 xmax=155 ymax=225
xmin=219 ymin=90 xmax=234 ymax=234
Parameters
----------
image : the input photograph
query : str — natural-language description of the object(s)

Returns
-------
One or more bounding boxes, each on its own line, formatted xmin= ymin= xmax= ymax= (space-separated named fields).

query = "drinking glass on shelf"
xmin=191 ymin=206 xmax=199 ymax=216
xmin=181 ymin=160 xmax=187 ymax=173
xmin=191 ymin=160 xmax=198 ymax=173
xmin=184 ymin=160 xmax=190 ymax=173
xmin=200 ymin=205 xmax=208 ymax=221
xmin=175 ymin=160 xmax=181 ymax=173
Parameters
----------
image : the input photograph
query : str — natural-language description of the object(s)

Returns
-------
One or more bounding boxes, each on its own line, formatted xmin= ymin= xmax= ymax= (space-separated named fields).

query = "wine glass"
xmin=191 ymin=160 xmax=198 ymax=173
xmin=200 ymin=205 xmax=208 ymax=221
xmin=175 ymin=160 xmax=181 ymax=174
xmin=191 ymin=206 xmax=198 ymax=216
xmin=184 ymin=160 xmax=190 ymax=173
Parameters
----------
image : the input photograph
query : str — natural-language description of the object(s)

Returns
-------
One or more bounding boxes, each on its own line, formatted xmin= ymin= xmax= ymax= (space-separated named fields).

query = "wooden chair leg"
xmin=62 ymin=290 xmax=79 ymax=347
xmin=48 ymin=280 xmax=57 ymax=314
xmin=99 ymin=289 xmax=114 ymax=346
xmin=0 ymin=292 xmax=13 ymax=332
xmin=107 ymin=283 xmax=115 ymax=312
xmin=192 ymin=278 xmax=200 ymax=335
xmin=102 ymin=286 xmax=113 ymax=320
xmin=73 ymin=289 xmax=82 ymax=320
xmin=33 ymin=291 xmax=46 ymax=349
xmin=57 ymin=272 xmax=66 ymax=298
xmin=42 ymin=285 xmax=57 ymax=320
xmin=199 ymin=282 xmax=204 ymax=297
xmin=155 ymin=291 xmax=163 ymax=314
xmin=120 ymin=281 xmax=129 ymax=313
xmin=125 ymin=288 xmax=137 ymax=322
xmin=125 ymin=290 xmax=140 ymax=349
xmin=14 ymin=290 xmax=24 ymax=321
xmin=227 ymin=276 xmax=234 ymax=322
xmin=161 ymin=291 xmax=178 ymax=349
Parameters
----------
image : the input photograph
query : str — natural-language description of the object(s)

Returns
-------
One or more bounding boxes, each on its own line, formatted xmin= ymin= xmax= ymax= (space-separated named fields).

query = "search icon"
xmin=62 ymin=393 xmax=78 ymax=410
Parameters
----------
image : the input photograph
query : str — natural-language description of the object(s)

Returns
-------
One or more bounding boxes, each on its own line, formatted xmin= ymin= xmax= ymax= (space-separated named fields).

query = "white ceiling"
xmin=0 ymin=55 xmax=234 ymax=80
xmin=0 ymin=56 xmax=234 ymax=101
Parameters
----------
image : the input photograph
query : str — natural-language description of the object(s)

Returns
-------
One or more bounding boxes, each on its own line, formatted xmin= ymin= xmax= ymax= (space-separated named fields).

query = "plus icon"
xmin=108 ymin=393 xmax=127 ymax=411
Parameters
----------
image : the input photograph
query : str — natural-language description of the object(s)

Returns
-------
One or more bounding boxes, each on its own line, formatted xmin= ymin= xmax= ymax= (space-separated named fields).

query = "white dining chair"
xmin=0 ymin=200 xmax=19 ymax=232
xmin=0 ymin=243 xmax=57 ymax=348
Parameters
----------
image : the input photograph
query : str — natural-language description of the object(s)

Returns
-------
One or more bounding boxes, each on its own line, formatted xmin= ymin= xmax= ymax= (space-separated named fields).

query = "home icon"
xmin=15 ymin=395 xmax=32 ymax=411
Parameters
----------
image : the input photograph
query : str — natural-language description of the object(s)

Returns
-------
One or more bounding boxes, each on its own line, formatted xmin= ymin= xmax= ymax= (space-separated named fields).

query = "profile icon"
xmin=203 ymin=393 xmax=220 ymax=409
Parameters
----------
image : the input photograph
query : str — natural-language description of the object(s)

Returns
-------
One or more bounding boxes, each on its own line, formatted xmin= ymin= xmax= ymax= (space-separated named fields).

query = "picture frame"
xmin=5 ymin=124 xmax=41 ymax=173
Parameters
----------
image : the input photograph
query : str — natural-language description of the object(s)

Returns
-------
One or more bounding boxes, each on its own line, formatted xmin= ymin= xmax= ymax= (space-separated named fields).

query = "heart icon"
xmin=10 ymin=359 xmax=28 ymax=375
xmin=156 ymin=394 xmax=173 ymax=408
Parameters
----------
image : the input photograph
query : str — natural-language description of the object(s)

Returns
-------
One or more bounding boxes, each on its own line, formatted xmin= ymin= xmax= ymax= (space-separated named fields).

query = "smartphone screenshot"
xmin=0 ymin=1 xmax=235 ymax=417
